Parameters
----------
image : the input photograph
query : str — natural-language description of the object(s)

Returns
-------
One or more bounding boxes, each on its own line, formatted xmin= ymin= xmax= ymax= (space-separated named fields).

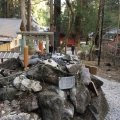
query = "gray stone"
xmin=38 ymin=91 xmax=64 ymax=120
xmin=83 ymin=88 xmax=108 ymax=120
xmin=0 ymin=74 xmax=4 ymax=88
xmin=62 ymin=101 xmax=74 ymax=120
xmin=81 ymin=66 xmax=91 ymax=85
xmin=20 ymin=94 xmax=39 ymax=112
xmin=29 ymin=58 xmax=42 ymax=65
xmin=0 ymin=86 xmax=18 ymax=101
xmin=27 ymin=63 xmax=66 ymax=85
xmin=0 ymin=112 xmax=41 ymax=120
xmin=66 ymin=63 xmax=82 ymax=74
xmin=0 ymin=74 xmax=14 ymax=88
xmin=0 ymin=58 xmax=22 ymax=70
xmin=70 ymin=84 xmax=91 ymax=114
xmin=90 ymin=75 xmax=103 ymax=89
xmin=61 ymin=54 xmax=71 ymax=62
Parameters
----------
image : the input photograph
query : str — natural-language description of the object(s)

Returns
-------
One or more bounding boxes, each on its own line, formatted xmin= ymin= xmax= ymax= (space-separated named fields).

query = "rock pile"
xmin=0 ymin=53 xmax=108 ymax=120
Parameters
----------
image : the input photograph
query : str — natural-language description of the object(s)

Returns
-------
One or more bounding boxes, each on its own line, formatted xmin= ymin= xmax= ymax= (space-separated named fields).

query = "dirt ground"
xmin=83 ymin=58 xmax=120 ymax=82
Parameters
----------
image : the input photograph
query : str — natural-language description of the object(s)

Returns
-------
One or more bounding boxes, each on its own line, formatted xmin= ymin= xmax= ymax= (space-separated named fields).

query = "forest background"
xmin=0 ymin=0 xmax=119 ymax=55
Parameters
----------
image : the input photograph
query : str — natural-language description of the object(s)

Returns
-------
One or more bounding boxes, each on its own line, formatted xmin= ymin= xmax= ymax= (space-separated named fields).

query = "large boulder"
xmin=81 ymin=66 xmax=91 ymax=85
xmin=38 ymin=89 xmax=75 ymax=120
xmin=62 ymin=101 xmax=74 ymax=120
xmin=20 ymin=94 xmax=39 ymax=112
xmin=27 ymin=63 xmax=67 ymax=85
xmin=90 ymin=75 xmax=103 ymax=89
xmin=38 ymin=91 xmax=64 ymax=120
xmin=0 ymin=58 xmax=23 ymax=70
xmin=81 ymin=88 xmax=108 ymax=120
xmin=70 ymin=83 xmax=91 ymax=114
xmin=0 ymin=86 xmax=17 ymax=101
xmin=66 ymin=63 xmax=82 ymax=74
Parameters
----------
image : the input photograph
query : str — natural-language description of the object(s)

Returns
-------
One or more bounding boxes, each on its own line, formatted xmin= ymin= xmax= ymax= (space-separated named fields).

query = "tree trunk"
xmin=1 ymin=1 xmax=7 ymax=17
xmin=54 ymin=0 xmax=61 ymax=52
xmin=50 ymin=0 xmax=54 ymax=48
xmin=20 ymin=0 xmax=26 ymax=30
xmin=88 ymin=0 xmax=104 ymax=61
xmin=94 ymin=0 xmax=103 ymax=48
xmin=74 ymin=0 xmax=83 ymax=48
xmin=74 ymin=13 xmax=82 ymax=47
xmin=7 ymin=0 xmax=10 ymax=18
xmin=27 ymin=0 xmax=31 ymax=31
xmin=60 ymin=0 xmax=75 ymax=53
xmin=98 ymin=0 xmax=105 ymax=65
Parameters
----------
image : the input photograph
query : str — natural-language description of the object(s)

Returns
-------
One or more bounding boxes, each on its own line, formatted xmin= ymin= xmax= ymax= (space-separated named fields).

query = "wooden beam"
xmin=17 ymin=31 xmax=54 ymax=36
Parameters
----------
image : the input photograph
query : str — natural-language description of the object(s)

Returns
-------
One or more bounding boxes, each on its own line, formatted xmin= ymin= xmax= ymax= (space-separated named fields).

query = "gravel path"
xmin=96 ymin=76 xmax=120 ymax=120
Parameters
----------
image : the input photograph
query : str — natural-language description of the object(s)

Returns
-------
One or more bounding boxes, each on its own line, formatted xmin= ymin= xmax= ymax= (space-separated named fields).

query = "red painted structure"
xmin=60 ymin=35 xmax=75 ymax=47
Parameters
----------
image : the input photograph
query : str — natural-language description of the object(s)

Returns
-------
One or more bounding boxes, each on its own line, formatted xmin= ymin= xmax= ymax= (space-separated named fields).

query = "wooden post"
xmin=38 ymin=41 xmax=44 ymax=54
xmin=24 ymin=46 xmax=28 ymax=71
